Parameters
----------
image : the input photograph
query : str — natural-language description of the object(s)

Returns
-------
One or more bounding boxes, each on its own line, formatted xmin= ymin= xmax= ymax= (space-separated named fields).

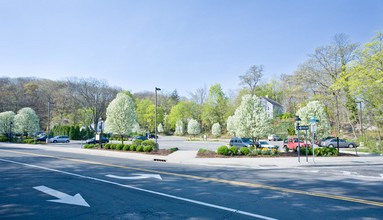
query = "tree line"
xmin=0 ymin=32 xmax=382 ymax=143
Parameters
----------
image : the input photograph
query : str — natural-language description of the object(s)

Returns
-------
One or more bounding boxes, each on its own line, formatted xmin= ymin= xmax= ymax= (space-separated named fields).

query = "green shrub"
xmin=116 ymin=144 xmax=124 ymax=151
xmin=143 ymin=145 xmax=153 ymax=152
xmin=229 ymin=146 xmax=238 ymax=155
xmin=142 ymin=140 xmax=156 ymax=148
xmin=103 ymin=143 xmax=111 ymax=149
xmin=136 ymin=146 xmax=144 ymax=152
xmin=240 ymin=147 xmax=250 ymax=155
xmin=170 ymin=147 xmax=179 ymax=152
xmin=130 ymin=145 xmax=137 ymax=151
xmin=84 ymin=144 xmax=97 ymax=149
xmin=123 ymin=144 xmax=130 ymax=151
xmin=133 ymin=139 xmax=143 ymax=146
xmin=217 ymin=145 xmax=230 ymax=156
xmin=0 ymin=136 xmax=9 ymax=142
xmin=23 ymin=139 xmax=35 ymax=144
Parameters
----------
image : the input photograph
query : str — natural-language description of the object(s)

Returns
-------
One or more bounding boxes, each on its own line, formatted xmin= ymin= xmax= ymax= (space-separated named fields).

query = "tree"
xmin=187 ymin=119 xmax=201 ymax=137
xmin=335 ymin=32 xmax=383 ymax=139
xmin=211 ymin=123 xmax=221 ymax=137
xmin=0 ymin=111 xmax=16 ymax=137
xmin=232 ymin=94 xmax=271 ymax=143
xmin=296 ymin=101 xmax=331 ymax=139
xmin=14 ymin=107 xmax=40 ymax=137
xmin=202 ymin=84 xmax=229 ymax=133
xmin=104 ymin=93 xmax=137 ymax=144
xmin=157 ymin=123 xmax=164 ymax=133
xmin=166 ymin=101 xmax=198 ymax=131
xmin=174 ymin=120 xmax=185 ymax=136
xmin=226 ymin=115 xmax=236 ymax=136
xmin=239 ymin=65 xmax=264 ymax=95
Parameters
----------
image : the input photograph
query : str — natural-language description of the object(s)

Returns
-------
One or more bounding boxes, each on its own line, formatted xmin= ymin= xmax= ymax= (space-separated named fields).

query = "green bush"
xmin=142 ymin=140 xmax=156 ymax=148
xmin=136 ymin=146 xmax=144 ymax=152
xmin=116 ymin=144 xmax=124 ymax=151
xmin=170 ymin=147 xmax=179 ymax=152
xmin=0 ymin=136 xmax=9 ymax=142
xmin=123 ymin=144 xmax=130 ymax=151
xmin=240 ymin=147 xmax=250 ymax=155
xmin=104 ymin=143 xmax=111 ymax=149
xmin=133 ymin=139 xmax=143 ymax=146
xmin=23 ymin=139 xmax=35 ymax=144
xmin=143 ymin=145 xmax=153 ymax=152
xmin=84 ymin=144 xmax=97 ymax=149
xmin=130 ymin=145 xmax=137 ymax=151
xmin=217 ymin=145 xmax=230 ymax=156
xmin=229 ymin=146 xmax=238 ymax=155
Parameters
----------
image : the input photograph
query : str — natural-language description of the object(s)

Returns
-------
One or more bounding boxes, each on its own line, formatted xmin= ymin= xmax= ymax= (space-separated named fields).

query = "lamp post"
xmin=356 ymin=101 xmax=363 ymax=138
xmin=99 ymin=117 xmax=103 ymax=149
xmin=9 ymin=121 xmax=13 ymax=143
xmin=295 ymin=115 xmax=301 ymax=163
xmin=155 ymin=87 xmax=161 ymax=150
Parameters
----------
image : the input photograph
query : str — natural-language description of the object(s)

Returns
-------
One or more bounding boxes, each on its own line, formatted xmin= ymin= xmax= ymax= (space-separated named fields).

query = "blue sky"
xmin=1 ymin=0 xmax=382 ymax=97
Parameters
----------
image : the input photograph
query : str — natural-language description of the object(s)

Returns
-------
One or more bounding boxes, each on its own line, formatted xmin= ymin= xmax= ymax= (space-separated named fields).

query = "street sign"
xmin=296 ymin=125 xmax=309 ymax=130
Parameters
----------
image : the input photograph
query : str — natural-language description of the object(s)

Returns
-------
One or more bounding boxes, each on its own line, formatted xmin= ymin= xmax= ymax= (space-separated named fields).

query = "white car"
xmin=258 ymin=141 xmax=279 ymax=150
xmin=268 ymin=134 xmax=280 ymax=141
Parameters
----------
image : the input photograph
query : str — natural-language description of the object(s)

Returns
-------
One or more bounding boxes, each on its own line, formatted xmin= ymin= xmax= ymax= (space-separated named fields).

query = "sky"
xmin=1 ymin=0 xmax=382 ymax=97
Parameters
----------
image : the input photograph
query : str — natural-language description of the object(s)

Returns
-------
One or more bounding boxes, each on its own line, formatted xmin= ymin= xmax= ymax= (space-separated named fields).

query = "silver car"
xmin=49 ymin=135 xmax=70 ymax=143
xmin=229 ymin=137 xmax=255 ymax=148
xmin=321 ymin=138 xmax=357 ymax=148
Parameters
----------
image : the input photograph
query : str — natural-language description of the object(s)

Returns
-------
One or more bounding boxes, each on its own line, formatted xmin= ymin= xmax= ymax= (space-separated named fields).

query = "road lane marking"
xmin=34 ymin=185 xmax=90 ymax=207
xmin=106 ymin=173 xmax=162 ymax=180
xmin=0 ymin=158 xmax=276 ymax=220
xmin=2 ymin=149 xmax=383 ymax=208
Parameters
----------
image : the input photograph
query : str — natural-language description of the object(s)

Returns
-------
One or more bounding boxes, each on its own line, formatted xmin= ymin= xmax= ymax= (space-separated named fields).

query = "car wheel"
xmin=65 ymin=140 xmax=70 ymax=143
xmin=328 ymin=144 xmax=334 ymax=148
xmin=53 ymin=140 xmax=57 ymax=143
xmin=348 ymin=144 xmax=354 ymax=148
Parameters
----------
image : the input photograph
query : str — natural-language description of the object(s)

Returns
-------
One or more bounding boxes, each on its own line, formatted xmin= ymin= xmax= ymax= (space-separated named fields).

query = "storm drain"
xmin=154 ymin=158 xmax=167 ymax=162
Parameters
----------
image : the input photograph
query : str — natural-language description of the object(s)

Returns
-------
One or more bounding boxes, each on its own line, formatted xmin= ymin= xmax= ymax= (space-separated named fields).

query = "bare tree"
xmin=239 ymin=65 xmax=264 ymax=95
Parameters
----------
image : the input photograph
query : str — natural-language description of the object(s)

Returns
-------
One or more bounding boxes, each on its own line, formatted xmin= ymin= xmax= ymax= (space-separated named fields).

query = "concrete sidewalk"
xmin=3 ymin=143 xmax=383 ymax=169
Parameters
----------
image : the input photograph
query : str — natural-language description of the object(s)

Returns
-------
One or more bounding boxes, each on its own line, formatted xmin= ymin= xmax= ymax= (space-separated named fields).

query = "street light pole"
xmin=356 ymin=101 xmax=363 ymax=138
xmin=99 ymin=117 xmax=103 ymax=149
xmin=295 ymin=115 xmax=301 ymax=163
xmin=9 ymin=121 xmax=13 ymax=143
xmin=155 ymin=87 xmax=161 ymax=150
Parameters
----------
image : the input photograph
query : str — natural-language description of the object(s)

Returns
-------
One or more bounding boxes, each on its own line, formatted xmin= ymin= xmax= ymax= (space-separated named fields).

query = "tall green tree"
xmin=0 ymin=111 xmax=16 ymax=137
xmin=166 ymin=101 xmax=198 ymax=131
xmin=296 ymin=101 xmax=331 ymax=139
xmin=202 ymin=84 xmax=229 ymax=133
xmin=105 ymin=93 xmax=137 ymax=144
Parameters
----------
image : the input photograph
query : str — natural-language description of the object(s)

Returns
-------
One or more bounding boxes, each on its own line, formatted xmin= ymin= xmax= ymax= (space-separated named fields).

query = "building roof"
xmin=261 ymin=97 xmax=283 ymax=108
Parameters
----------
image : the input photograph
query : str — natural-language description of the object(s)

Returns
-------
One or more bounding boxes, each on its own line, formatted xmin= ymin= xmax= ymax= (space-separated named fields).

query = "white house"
xmin=260 ymin=97 xmax=284 ymax=119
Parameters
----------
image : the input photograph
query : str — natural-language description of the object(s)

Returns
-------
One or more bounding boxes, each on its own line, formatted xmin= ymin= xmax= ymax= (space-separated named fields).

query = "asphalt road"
xmin=1 ymin=143 xmax=382 ymax=219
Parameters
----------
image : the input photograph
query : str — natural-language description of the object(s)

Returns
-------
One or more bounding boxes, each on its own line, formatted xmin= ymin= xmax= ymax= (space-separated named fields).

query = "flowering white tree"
xmin=14 ymin=107 xmax=40 ymax=137
xmin=232 ymin=94 xmax=271 ymax=142
xmin=226 ymin=115 xmax=236 ymax=136
xmin=187 ymin=119 xmax=201 ymax=137
xmin=174 ymin=120 xmax=184 ymax=136
xmin=0 ymin=111 xmax=16 ymax=136
xmin=105 ymin=93 xmax=137 ymax=143
xmin=157 ymin=123 xmax=164 ymax=133
xmin=296 ymin=100 xmax=331 ymax=138
xmin=211 ymin=122 xmax=221 ymax=137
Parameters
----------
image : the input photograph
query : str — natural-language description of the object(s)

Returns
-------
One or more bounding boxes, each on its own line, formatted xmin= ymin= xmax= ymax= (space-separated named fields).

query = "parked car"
xmin=132 ymin=136 xmax=148 ymax=141
xmin=321 ymin=138 xmax=357 ymax=148
xmin=317 ymin=136 xmax=336 ymax=147
xmin=268 ymin=134 xmax=281 ymax=141
xmin=49 ymin=135 xmax=70 ymax=143
xmin=283 ymin=138 xmax=311 ymax=151
xmin=258 ymin=141 xmax=279 ymax=150
xmin=229 ymin=137 xmax=256 ymax=148
xmin=85 ymin=137 xmax=109 ymax=144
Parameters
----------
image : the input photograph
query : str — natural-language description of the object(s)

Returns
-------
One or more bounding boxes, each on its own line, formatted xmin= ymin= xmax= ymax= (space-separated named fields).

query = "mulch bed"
xmin=196 ymin=151 xmax=358 ymax=158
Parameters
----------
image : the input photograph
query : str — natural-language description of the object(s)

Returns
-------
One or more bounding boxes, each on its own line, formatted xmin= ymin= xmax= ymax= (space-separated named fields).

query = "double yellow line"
xmin=2 ymin=149 xmax=383 ymax=207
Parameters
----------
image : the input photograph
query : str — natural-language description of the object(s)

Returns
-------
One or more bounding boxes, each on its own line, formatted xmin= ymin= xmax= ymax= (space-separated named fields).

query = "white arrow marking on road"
xmin=106 ymin=173 xmax=162 ymax=180
xmin=33 ymin=185 xmax=90 ymax=207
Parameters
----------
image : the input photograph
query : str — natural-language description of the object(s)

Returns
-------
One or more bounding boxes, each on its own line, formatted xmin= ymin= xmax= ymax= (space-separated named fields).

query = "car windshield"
xmin=259 ymin=141 xmax=268 ymax=145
